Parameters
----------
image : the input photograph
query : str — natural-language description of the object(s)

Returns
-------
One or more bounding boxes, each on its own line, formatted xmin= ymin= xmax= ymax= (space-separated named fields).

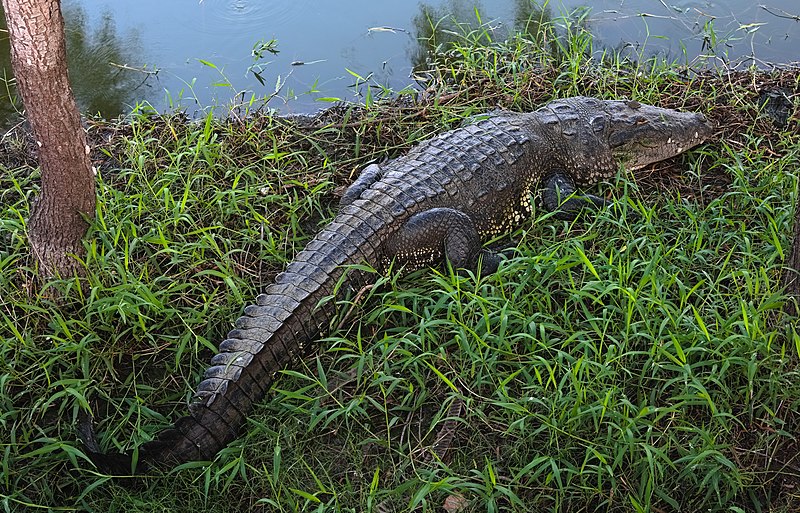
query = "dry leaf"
xmin=443 ymin=493 xmax=469 ymax=513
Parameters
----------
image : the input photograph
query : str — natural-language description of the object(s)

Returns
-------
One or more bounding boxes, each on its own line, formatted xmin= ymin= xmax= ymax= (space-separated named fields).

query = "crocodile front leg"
xmin=541 ymin=171 xmax=611 ymax=221
xmin=339 ymin=163 xmax=383 ymax=209
xmin=385 ymin=207 xmax=503 ymax=275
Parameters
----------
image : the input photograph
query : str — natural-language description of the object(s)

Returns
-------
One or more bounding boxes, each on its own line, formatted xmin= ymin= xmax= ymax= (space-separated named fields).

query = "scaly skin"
xmin=86 ymin=96 xmax=712 ymax=473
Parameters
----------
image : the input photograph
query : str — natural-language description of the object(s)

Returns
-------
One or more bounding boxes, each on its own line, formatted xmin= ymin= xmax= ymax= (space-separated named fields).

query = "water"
xmin=0 ymin=1 xmax=797 ymax=124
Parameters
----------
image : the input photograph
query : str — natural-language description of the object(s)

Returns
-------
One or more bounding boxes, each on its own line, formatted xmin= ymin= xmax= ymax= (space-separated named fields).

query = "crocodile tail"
xmin=84 ymin=298 xmax=323 ymax=473
xmin=144 ymin=289 xmax=337 ymax=466
xmin=90 ymin=214 xmax=380 ymax=472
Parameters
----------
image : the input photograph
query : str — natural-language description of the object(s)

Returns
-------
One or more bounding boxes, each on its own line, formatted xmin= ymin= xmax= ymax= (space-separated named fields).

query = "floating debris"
xmin=367 ymin=26 xmax=408 ymax=35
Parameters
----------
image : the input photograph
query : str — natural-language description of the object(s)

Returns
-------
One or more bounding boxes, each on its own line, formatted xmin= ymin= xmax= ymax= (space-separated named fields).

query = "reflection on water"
xmin=512 ymin=0 xmax=561 ymax=52
xmin=412 ymin=1 xmax=490 ymax=71
xmin=0 ymin=4 xmax=143 ymax=125
xmin=411 ymin=1 xmax=590 ymax=71
xmin=63 ymin=6 xmax=144 ymax=118
xmin=0 ymin=0 xmax=797 ymax=125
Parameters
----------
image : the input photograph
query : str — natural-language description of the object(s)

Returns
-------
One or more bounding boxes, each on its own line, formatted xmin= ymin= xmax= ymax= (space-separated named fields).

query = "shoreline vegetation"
xmin=1 ymin=19 xmax=799 ymax=513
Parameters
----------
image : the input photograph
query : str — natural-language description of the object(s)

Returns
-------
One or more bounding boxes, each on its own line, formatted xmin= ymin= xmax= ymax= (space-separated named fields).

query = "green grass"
xmin=1 ymin=12 xmax=800 ymax=513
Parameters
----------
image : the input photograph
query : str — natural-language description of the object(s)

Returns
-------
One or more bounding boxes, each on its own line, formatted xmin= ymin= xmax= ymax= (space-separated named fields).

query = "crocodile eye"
xmin=590 ymin=116 xmax=605 ymax=132
xmin=627 ymin=100 xmax=641 ymax=110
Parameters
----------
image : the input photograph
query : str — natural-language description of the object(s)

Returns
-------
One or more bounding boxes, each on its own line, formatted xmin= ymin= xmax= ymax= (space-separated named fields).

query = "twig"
xmin=109 ymin=62 xmax=160 ymax=76
xmin=335 ymin=283 xmax=374 ymax=331
xmin=759 ymin=4 xmax=800 ymax=21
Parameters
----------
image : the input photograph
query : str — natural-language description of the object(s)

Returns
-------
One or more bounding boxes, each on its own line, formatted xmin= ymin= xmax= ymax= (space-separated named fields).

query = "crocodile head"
xmin=604 ymin=99 xmax=713 ymax=170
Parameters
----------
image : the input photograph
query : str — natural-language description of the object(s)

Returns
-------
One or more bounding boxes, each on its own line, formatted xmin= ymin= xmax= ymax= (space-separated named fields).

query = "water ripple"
xmin=196 ymin=0 xmax=310 ymax=38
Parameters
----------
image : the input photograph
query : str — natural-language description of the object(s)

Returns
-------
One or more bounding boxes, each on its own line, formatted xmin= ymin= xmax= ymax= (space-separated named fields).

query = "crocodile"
xmin=85 ymin=96 xmax=712 ymax=473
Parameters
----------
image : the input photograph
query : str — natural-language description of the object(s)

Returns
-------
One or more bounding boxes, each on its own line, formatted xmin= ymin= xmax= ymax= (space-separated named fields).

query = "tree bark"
xmin=784 ymin=191 xmax=800 ymax=316
xmin=3 ymin=0 xmax=95 ymax=278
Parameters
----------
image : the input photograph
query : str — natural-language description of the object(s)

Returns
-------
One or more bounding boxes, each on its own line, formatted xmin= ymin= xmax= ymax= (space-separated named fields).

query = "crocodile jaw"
xmin=605 ymin=100 xmax=714 ymax=170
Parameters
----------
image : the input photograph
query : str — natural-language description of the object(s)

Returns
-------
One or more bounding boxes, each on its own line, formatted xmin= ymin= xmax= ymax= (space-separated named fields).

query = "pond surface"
xmin=0 ymin=0 xmax=798 ymax=124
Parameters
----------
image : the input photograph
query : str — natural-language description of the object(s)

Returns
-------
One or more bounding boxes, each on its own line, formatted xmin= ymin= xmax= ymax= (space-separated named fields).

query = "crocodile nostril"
xmin=695 ymin=112 xmax=708 ymax=123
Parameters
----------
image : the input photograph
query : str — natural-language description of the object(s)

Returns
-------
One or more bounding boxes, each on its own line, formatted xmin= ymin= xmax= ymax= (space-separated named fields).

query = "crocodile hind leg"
xmin=542 ymin=171 xmax=612 ymax=221
xmin=386 ymin=207 xmax=502 ymax=275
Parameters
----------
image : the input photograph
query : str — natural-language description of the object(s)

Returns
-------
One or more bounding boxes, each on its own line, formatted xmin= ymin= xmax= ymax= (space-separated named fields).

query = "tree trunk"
xmin=784 ymin=192 xmax=800 ymax=316
xmin=2 ymin=0 xmax=95 ymax=278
